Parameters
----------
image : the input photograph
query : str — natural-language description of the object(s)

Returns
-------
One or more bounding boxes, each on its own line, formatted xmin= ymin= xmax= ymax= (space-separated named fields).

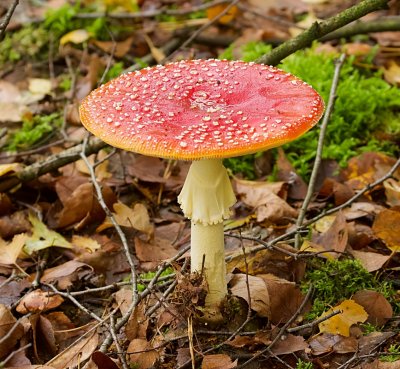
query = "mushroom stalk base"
xmin=191 ymin=221 xmax=227 ymax=307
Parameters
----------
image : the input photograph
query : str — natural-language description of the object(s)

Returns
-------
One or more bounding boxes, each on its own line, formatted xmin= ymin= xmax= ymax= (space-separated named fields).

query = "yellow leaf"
xmin=60 ymin=29 xmax=90 ymax=46
xmin=97 ymin=202 xmax=154 ymax=236
xmin=206 ymin=4 xmax=238 ymax=24
xmin=0 ymin=234 xmax=29 ymax=265
xmin=299 ymin=240 xmax=335 ymax=260
xmin=319 ymin=300 xmax=368 ymax=337
xmin=0 ymin=163 xmax=22 ymax=177
xmin=24 ymin=213 xmax=71 ymax=254
xmin=72 ymin=235 xmax=101 ymax=254
xmin=372 ymin=209 xmax=400 ymax=253
xmin=383 ymin=60 xmax=400 ymax=86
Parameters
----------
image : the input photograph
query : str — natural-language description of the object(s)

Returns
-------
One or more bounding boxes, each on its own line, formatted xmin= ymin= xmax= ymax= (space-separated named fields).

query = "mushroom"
xmin=79 ymin=59 xmax=324 ymax=310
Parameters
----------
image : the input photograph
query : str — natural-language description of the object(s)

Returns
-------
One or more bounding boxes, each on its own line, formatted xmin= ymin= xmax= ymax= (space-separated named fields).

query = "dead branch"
xmin=0 ymin=0 xmax=19 ymax=40
xmin=0 ymin=137 xmax=107 ymax=192
xmin=295 ymin=53 xmax=346 ymax=249
xmin=257 ymin=0 xmax=390 ymax=66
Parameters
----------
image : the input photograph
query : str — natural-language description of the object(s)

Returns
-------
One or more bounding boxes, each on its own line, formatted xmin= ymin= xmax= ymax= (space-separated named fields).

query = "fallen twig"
xmin=295 ymin=53 xmax=346 ymax=249
xmin=257 ymin=0 xmax=389 ymax=66
xmin=0 ymin=0 xmax=19 ymax=40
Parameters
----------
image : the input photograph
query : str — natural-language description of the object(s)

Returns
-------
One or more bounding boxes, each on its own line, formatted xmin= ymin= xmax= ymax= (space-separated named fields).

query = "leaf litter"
xmin=0 ymin=0 xmax=400 ymax=368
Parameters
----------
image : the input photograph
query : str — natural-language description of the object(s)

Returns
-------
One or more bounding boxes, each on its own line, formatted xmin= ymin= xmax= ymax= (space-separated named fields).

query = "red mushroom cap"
xmin=79 ymin=59 xmax=324 ymax=160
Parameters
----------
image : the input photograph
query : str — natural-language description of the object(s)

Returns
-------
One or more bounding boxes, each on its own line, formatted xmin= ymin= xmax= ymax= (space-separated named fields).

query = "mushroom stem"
xmin=178 ymin=159 xmax=236 ymax=307
xmin=191 ymin=221 xmax=227 ymax=306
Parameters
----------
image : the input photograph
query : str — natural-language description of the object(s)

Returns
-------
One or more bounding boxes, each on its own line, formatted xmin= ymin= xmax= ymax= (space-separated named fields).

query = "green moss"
xmin=380 ymin=344 xmax=400 ymax=362
xmin=136 ymin=267 xmax=175 ymax=292
xmin=301 ymin=259 xmax=397 ymax=320
xmin=296 ymin=359 xmax=314 ymax=369
xmin=219 ymin=42 xmax=400 ymax=179
xmin=7 ymin=113 xmax=62 ymax=152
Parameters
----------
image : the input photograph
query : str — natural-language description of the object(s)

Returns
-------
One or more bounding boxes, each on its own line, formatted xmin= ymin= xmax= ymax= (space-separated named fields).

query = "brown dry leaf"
xmin=0 ymin=303 xmax=24 ymax=359
xmin=206 ymin=4 xmax=239 ymax=24
xmin=344 ymin=202 xmax=384 ymax=221
xmin=372 ymin=209 xmax=400 ymax=252
xmin=92 ymin=36 xmax=133 ymax=58
xmin=276 ymin=148 xmax=308 ymax=200
xmin=312 ymin=211 xmax=348 ymax=258
xmin=363 ymin=360 xmax=400 ymax=369
xmin=229 ymin=274 xmax=271 ymax=318
xmin=358 ymin=332 xmax=395 ymax=356
xmin=0 ymin=80 xmax=26 ymax=122
xmin=126 ymin=302 xmax=148 ymax=341
xmin=202 ymin=354 xmax=237 ymax=369
xmin=343 ymin=43 xmax=372 ymax=57
xmin=319 ymin=300 xmax=368 ymax=337
xmin=71 ymin=235 xmax=101 ymax=254
xmin=309 ymin=333 xmax=358 ymax=355
xmin=127 ymin=338 xmax=159 ymax=369
xmin=384 ymin=179 xmax=400 ymax=206
xmin=4 ymin=366 xmax=56 ymax=369
xmin=91 ymin=351 xmax=120 ymax=369
xmin=58 ymin=182 xmax=116 ymax=229
xmin=134 ymin=236 xmax=177 ymax=263
xmin=383 ymin=60 xmax=400 ymax=86
xmin=259 ymin=274 xmax=308 ymax=324
xmin=46 ymin=330 xmax=99 ymax=369
xmin=40 ymin=260 xmax=93 ymax=290
xmin=98 ymin=202 xmax=154 ymax=236
xmin=0 ymin=276 xmax=30 ymax=307
xmin=75 ymin=150 xmax=112 ymax=181
xmin=352 ymin=290 xmax=393 ymax=326
xmin=271 ymin=334 xmax=308 ymax=355
xmin=349 ymin=249 xmax=390 ymax=272
xmin=143 ymin=34 xmax=165 ymax=64
xmin=114 ymin=288 xmax=132 ymax=316
xmin=342 ymin=152 xmax=399 ymax=191
xmin=0 ymin=234 xmax=29 ymax=265
xmin=16 ymin=289 xmax=64 ymax=314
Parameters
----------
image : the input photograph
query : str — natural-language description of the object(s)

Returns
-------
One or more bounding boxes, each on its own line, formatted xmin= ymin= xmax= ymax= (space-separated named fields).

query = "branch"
xmin=0 ymin=137 xmax=107 ymax=192
xmin=294 ymin=54 xmax=346 ymax=249
xmin=256 ymin=0 xmax=389 ymax=66
xmin=0 ymin=0 xmax=19 ymax=40
xmin=321 ymin=16 xmax=400 ymax=41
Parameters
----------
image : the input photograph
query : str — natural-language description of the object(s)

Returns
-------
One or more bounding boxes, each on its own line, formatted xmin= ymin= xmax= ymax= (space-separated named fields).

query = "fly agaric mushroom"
xmin=79 ymin=59 xmax=324 ymax=309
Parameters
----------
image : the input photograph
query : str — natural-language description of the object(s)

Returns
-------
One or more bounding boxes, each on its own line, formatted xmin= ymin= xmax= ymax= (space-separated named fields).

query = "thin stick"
xmin=257 ymin=0 xmax=389 ymax=66
xmin=0 ymin=0 xmax=19 ymax=40
xmin=294 ymin=53 xmax=346 ymax=249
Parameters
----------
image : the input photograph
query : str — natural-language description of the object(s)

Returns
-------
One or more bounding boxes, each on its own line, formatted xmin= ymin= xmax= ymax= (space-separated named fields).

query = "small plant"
xmin=136 ymin=267 xmax=175 ymax=292
xmin=7 ymin=113 xmax=62 ymax=152
xmin=361 ymin=322 xmax=379 ymax=334
xmin=296 ymin=359 xmax=314 ymax=369
xmin=380 ymin=344 xmax=400 ymax=362
xmin=301 ymin=259 xmax=396 ymax=320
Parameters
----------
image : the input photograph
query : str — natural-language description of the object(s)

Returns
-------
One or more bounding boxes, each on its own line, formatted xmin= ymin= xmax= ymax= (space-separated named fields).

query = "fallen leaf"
xmin=309 ymin=333 xmax=358 ymax=355
xmin=206 ymin=4 xmax=239 ymax=24
xmin=260 ymin=274 xmax=308 ymax=324
xmin=0 ymin=303 xmax=24 ymax=359
xmin=372 ymin=209 xmax=400 ymax=252
xmin=202 ymin=354 xmax=237 ymax=368
xmin=358 ymin=332 xmax=395 ymax=356
xmin=352 ymin=290 xmax=393 ymax=326
xmin=98 ymin=202 xmax=154 ymax=236
xmin=271 ymin=334 xmax=308 ymax=355
xmin=383 ymin=60 xmax=400 ymax=86
xmin=40 ymin=260 xmax=93 ymax=290
xmin=0 ymin=234 xmax=29 ymax=265
xmin=349 ymin=249 xmax=390 ymax=272
xmin=0 ymin=163 xmax=23 ymax=177
xmin=60 ymin=29 xmax=90 ymax=45
xmin=384 ymin=179 xmax=400 ymax=207
xmin=75 ymin=150 xmax=112 ymax=181
xmin=71 ymin=235 xmax=101 ymax=254
xmin=16 ymin=289 xmax=64 ymax=314
xmin=319 ymin=300 xmax=368 ymax=337
xmin=91 ymin=351 xmax=120 ymax=369
xmin=46 ymin=330 xmax=99 ymax=369
xmin=127 ymin=338 xmax=159 ymax=369
xmin=25 ymin=213 xmax=71 ymax=254
xmin=92 ymin=36 xmax=134 ymax=58
xmin=229 ymin=274 xmax=271 ymax=318
xmin=134 ymin=237 xmax=177 ymax=262
xmin=0 ymin=276 xmax=30 ymax=307
xmin=312 ymin=211 xmax=348 ymax=258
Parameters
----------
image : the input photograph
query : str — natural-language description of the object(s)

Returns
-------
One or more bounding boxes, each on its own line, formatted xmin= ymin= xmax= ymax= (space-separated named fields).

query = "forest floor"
xmin=0 ymin=0 xmax=400 ymax=368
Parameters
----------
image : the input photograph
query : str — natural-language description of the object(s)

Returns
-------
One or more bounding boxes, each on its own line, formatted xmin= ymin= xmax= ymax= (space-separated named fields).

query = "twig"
xmin=80 ymin=136 xmax=138 ymax=306
xmin=0 ymin=137 xmax=107 ymax=192
xmin=287 ymin=309 xmax=341 ymax=333
xmin=0 ymin=0 xmax=19 ymax=40
xmin=294 ymin=53 xmax=346 ymax=249
xmin=232 ymin=155 xmax=400 ymax=256
xmin=256 ymin=0 xmax=389 ymax=66
xmin=109 ymin=314 xmax=129 ymax=369
xmin=321 ymin=16 xmax=400 ymax=41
